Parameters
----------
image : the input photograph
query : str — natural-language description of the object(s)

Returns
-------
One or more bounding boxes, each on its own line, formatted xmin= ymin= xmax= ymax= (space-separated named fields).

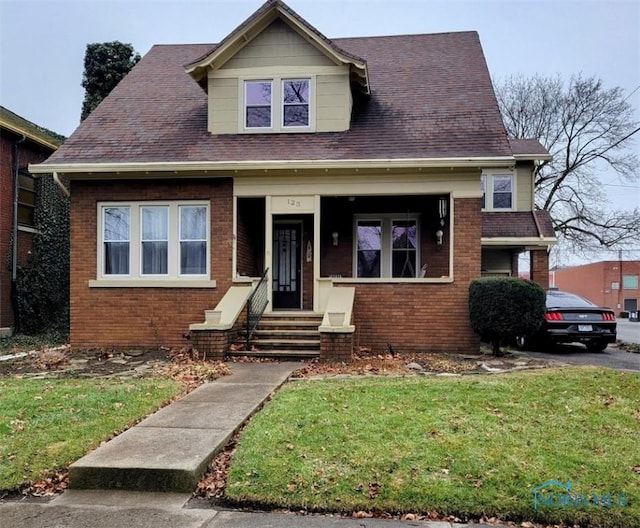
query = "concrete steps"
xmin=231 ymin=312 xmax=322 ymax=359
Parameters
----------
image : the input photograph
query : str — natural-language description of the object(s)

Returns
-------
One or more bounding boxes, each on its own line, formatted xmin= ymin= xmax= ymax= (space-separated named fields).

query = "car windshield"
xmin=546 ymin=291 xmax=595 ymax=308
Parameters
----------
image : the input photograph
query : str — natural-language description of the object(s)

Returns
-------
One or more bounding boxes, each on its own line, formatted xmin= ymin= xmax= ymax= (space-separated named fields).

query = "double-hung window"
xmin=481 ymin=172 xmax=514 ymax=210
xmin=99 ymin=201 xmax=209 ymax=281
xmin=245 ymin=81 xmax=272 ymax=128
xmin=282 ymin=79 xmax=309 ymax=127
xmin=244 ymin=78 xmax=311 ymax=131
xmin=355 ymin=215 xmax=419 ymax=279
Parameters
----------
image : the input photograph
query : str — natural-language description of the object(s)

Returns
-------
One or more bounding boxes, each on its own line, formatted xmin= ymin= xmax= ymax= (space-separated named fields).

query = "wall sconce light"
xmin=332 ymin=231 xmax=339 ymax=246
xmin=436 ymin=229 xmax=444 ymax=247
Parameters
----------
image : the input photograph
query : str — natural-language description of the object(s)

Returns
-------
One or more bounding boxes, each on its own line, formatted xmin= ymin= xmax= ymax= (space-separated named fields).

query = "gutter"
xmin=53 ymin=172 xmax=70 ymax=197
xmin=29 ymin=156 xmax=518 ymax=175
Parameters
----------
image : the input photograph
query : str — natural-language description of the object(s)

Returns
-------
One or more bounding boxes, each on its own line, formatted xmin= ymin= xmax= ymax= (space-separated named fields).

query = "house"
xmin=553 ymin=260 xmax=640 ymax=314
xmin=30 ymin=0 xmax=555 ymax=359
xmin=0 ymin=106 xmax=64 ymax=336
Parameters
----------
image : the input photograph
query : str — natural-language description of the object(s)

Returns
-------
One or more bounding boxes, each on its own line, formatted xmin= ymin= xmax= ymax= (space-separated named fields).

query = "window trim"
xmin=17 ymin=168 xmax=37 ymax=228
xmin=481 ymin=171 xmax=515 ymax=211
xmin=622 ymin=274 xmax=639 ymax=290
xmin=240 ymin=76 xmax=314 ymax=133
xmin=244 ymin=80 xmax=273 ymax=130
xmin=281 ymin=78 xmax=311 ymax=130
xmin=96 ymin=201 xmax=211 ymax=284
xmin=353 ymin=214 xmax=421 ymax=279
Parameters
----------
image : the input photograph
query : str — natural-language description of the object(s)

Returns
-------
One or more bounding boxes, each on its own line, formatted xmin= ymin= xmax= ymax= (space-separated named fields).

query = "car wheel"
xmin=586 ymin=340 xmax=607 ymax=353
xmin=515 ymin=335 xmax=529 ymax=350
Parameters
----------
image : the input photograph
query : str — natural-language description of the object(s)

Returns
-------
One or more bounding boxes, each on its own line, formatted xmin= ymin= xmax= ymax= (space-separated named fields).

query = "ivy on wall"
xmin=16 ymin=175 xmax=70 ymax=335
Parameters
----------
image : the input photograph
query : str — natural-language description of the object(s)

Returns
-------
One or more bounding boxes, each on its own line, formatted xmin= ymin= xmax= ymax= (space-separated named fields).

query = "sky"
xmin=1 ymin=0 xmax=639 ymax=261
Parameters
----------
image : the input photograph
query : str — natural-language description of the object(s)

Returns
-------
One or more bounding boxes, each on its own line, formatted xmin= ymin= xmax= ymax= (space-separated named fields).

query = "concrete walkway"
xmin=69 ymin=362 xmax=297 ymax=492
xmin=0 ymin=490 xmax=484 ymax=528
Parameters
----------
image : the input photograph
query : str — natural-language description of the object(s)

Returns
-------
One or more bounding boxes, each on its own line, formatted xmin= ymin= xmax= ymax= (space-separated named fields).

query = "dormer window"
xmin=242 ymin=77 xmax=312 ymax=133
xmin=245 ymin=81 xmax=272 ymax=128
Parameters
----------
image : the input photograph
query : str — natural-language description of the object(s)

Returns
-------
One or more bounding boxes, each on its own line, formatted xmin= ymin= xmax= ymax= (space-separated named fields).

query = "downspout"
xmin=11 ymin=136 xmax=26 ymax=333
xmin=53 ymin=172 xmax=70 ymax=197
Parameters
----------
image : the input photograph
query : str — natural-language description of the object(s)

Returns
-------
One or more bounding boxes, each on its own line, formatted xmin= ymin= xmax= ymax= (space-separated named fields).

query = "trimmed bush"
xmin=469 ymin=278 xmax=546 ymax=355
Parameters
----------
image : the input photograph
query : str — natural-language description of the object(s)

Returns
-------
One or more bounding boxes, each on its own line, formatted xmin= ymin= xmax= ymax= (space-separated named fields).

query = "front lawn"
xmin=226 ymin=368 xmax=640 ymax=527
xmin=0 ymin=376 xmax=182 ymax=491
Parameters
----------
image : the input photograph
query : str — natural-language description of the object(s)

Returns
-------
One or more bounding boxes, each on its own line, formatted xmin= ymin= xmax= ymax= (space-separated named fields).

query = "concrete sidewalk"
xmin=0 ymin=490 xmax=483 ymax=528
xmin=69 ymin=362 xmax=297 ymax=492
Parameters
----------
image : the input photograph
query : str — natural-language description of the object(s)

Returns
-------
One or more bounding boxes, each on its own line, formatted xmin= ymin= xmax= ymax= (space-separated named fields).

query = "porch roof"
xmin=34 ymin=28 xmax=514 ymax=171
xmin=482 ymin=210 xmax=556 ymax=240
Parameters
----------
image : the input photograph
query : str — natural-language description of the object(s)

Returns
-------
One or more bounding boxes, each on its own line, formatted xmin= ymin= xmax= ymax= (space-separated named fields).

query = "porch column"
xmin=530 ymin=250 xmax=550 ymax=290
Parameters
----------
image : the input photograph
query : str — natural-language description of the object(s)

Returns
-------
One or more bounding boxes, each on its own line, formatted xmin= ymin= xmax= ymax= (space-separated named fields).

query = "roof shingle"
xmin=482 ymin=210 xmax=555 ymax=239
xmin=43 ymin=28 xmax=512 ymax=166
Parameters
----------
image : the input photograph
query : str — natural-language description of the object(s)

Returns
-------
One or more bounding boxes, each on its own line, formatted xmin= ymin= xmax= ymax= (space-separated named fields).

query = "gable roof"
xmin=33 ymin=8 xmax=516 ymax=173
xmin=0 ymin=106 xmax=64 ymax=151
xmin=185 ymin=0 xmax=369 ymax=93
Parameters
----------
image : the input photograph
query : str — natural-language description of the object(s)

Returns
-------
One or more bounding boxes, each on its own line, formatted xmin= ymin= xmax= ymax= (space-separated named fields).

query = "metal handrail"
xmin=246 ymin=268 xmax=269 ymax=350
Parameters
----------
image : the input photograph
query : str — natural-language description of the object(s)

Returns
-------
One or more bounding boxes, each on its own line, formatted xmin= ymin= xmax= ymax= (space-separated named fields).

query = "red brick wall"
xmin=69 ymin=178 xmax=233 ymax=349
xmin=341 ymin=198 xmax=481 ymax=354
xmin=554 ymin=261 xmax=640 ymax=312
xmin=530 ymin=250 xmax=549 ymax=290
xmin=236 ymin=198 xmax=264 ymax=277
xmin=0 ymin=130 xmax=53 ymax=329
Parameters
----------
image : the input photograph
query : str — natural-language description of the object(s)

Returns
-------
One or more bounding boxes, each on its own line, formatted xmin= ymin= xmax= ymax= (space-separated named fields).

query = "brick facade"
xmin=530 ymin=250 xmax=550 ymax=291
xmin=320 ymin=332 xmax=353 ymax=362
xmin=340 ymin=197 xmax=481 ymax=354
xmin=554 ymin=260 xmax=640 ymax=313
xmin=0 ymin=128 xmax=53 ymax=330
xmin=69 ymin=178 xmax=233 ymax=349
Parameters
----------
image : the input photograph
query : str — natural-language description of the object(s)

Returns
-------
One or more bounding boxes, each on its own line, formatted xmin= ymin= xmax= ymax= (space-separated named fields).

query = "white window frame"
xmin=244 ymin=80 xmax=273 ymax=130
xmin=353 ymin=214 xmax=421 ymax=279
xmin=241 ymin=76 xmax=314 ymax=133
xmin=481 ymin=171 xmax=515 ymax=211
xmin=96 ymin=201 xmax=210 ymax=283
xmin=281 ymin=78 xmax=310 ymax=130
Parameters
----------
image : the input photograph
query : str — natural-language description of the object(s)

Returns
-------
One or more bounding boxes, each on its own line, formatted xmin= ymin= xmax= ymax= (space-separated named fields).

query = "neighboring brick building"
xmin=554 ymin=261 xmax=640 ymax=314
xmin=31 ymin=0 xmax=556 ymax=358
xmin=0 ymin=107 xmax=63 ymax=336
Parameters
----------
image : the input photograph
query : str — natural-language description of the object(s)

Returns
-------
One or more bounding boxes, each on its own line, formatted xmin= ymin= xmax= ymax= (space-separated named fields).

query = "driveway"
xmin=617 ymin=319 xmax=640 ymax=344
xmin=526 ymin=343 xmax=640 ymax=373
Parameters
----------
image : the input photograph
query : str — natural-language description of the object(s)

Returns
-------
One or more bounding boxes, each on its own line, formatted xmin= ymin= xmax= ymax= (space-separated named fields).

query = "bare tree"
xmin=495 ymin=74 xmax=640 ymax=256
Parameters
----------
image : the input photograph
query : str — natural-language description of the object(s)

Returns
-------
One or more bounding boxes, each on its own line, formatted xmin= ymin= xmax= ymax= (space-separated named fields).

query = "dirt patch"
xmin=0 ymin=345 xmax=172 ymax=379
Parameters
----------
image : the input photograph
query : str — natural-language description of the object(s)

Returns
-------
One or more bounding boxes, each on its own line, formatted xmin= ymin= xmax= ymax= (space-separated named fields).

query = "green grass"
xmin=0 ymin=376 xmax=182 ymax=491
xmin=226 ymin=368 xmax=640 ymax=527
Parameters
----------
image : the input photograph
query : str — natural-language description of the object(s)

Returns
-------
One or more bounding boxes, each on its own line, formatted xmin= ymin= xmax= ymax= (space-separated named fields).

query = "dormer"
xmin=184 ymin=0 xmax=369 ymax=135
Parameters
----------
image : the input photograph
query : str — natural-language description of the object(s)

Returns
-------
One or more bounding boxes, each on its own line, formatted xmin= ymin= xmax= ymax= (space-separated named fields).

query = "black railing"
xmin=246 ymin=268 xmax=269 ymax=350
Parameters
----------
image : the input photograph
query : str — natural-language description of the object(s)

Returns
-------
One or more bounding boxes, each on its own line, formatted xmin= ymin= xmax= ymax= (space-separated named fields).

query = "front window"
xmin=355 ymin=215 xmax=420 ymax=278
xmin=282 ymin=79 xmax=309 ymax=127
xmin=245 ymin=81 xmax=272 ymax=128
xmin=180 ymin=205 xmax=207 ymax=275
xmin=99 ymin=202 xmax=209 ymax=280
xmin=141 ymin=206 xmax=168 ymax=275
xmin=356 ymin=220 xmax=382 ymax=278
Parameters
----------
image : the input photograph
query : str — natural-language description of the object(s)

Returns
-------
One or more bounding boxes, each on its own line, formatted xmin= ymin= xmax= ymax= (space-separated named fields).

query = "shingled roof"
xmin=482 ymin=210 xmax=556 ymax=239
xmin=39 ymin=6 xmax=516 ymax=168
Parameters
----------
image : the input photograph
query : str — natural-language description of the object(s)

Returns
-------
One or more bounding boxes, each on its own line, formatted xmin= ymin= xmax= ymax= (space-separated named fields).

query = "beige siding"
xmin=515 ymin=163 xmax=534 ymax=211
xmin=221 ymin=19 xmax=335 ymax=70
xmin=208 ymin=78 xmax=238 ymax=134
xmin=316 ymin=74 xmax=351 ymax=132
